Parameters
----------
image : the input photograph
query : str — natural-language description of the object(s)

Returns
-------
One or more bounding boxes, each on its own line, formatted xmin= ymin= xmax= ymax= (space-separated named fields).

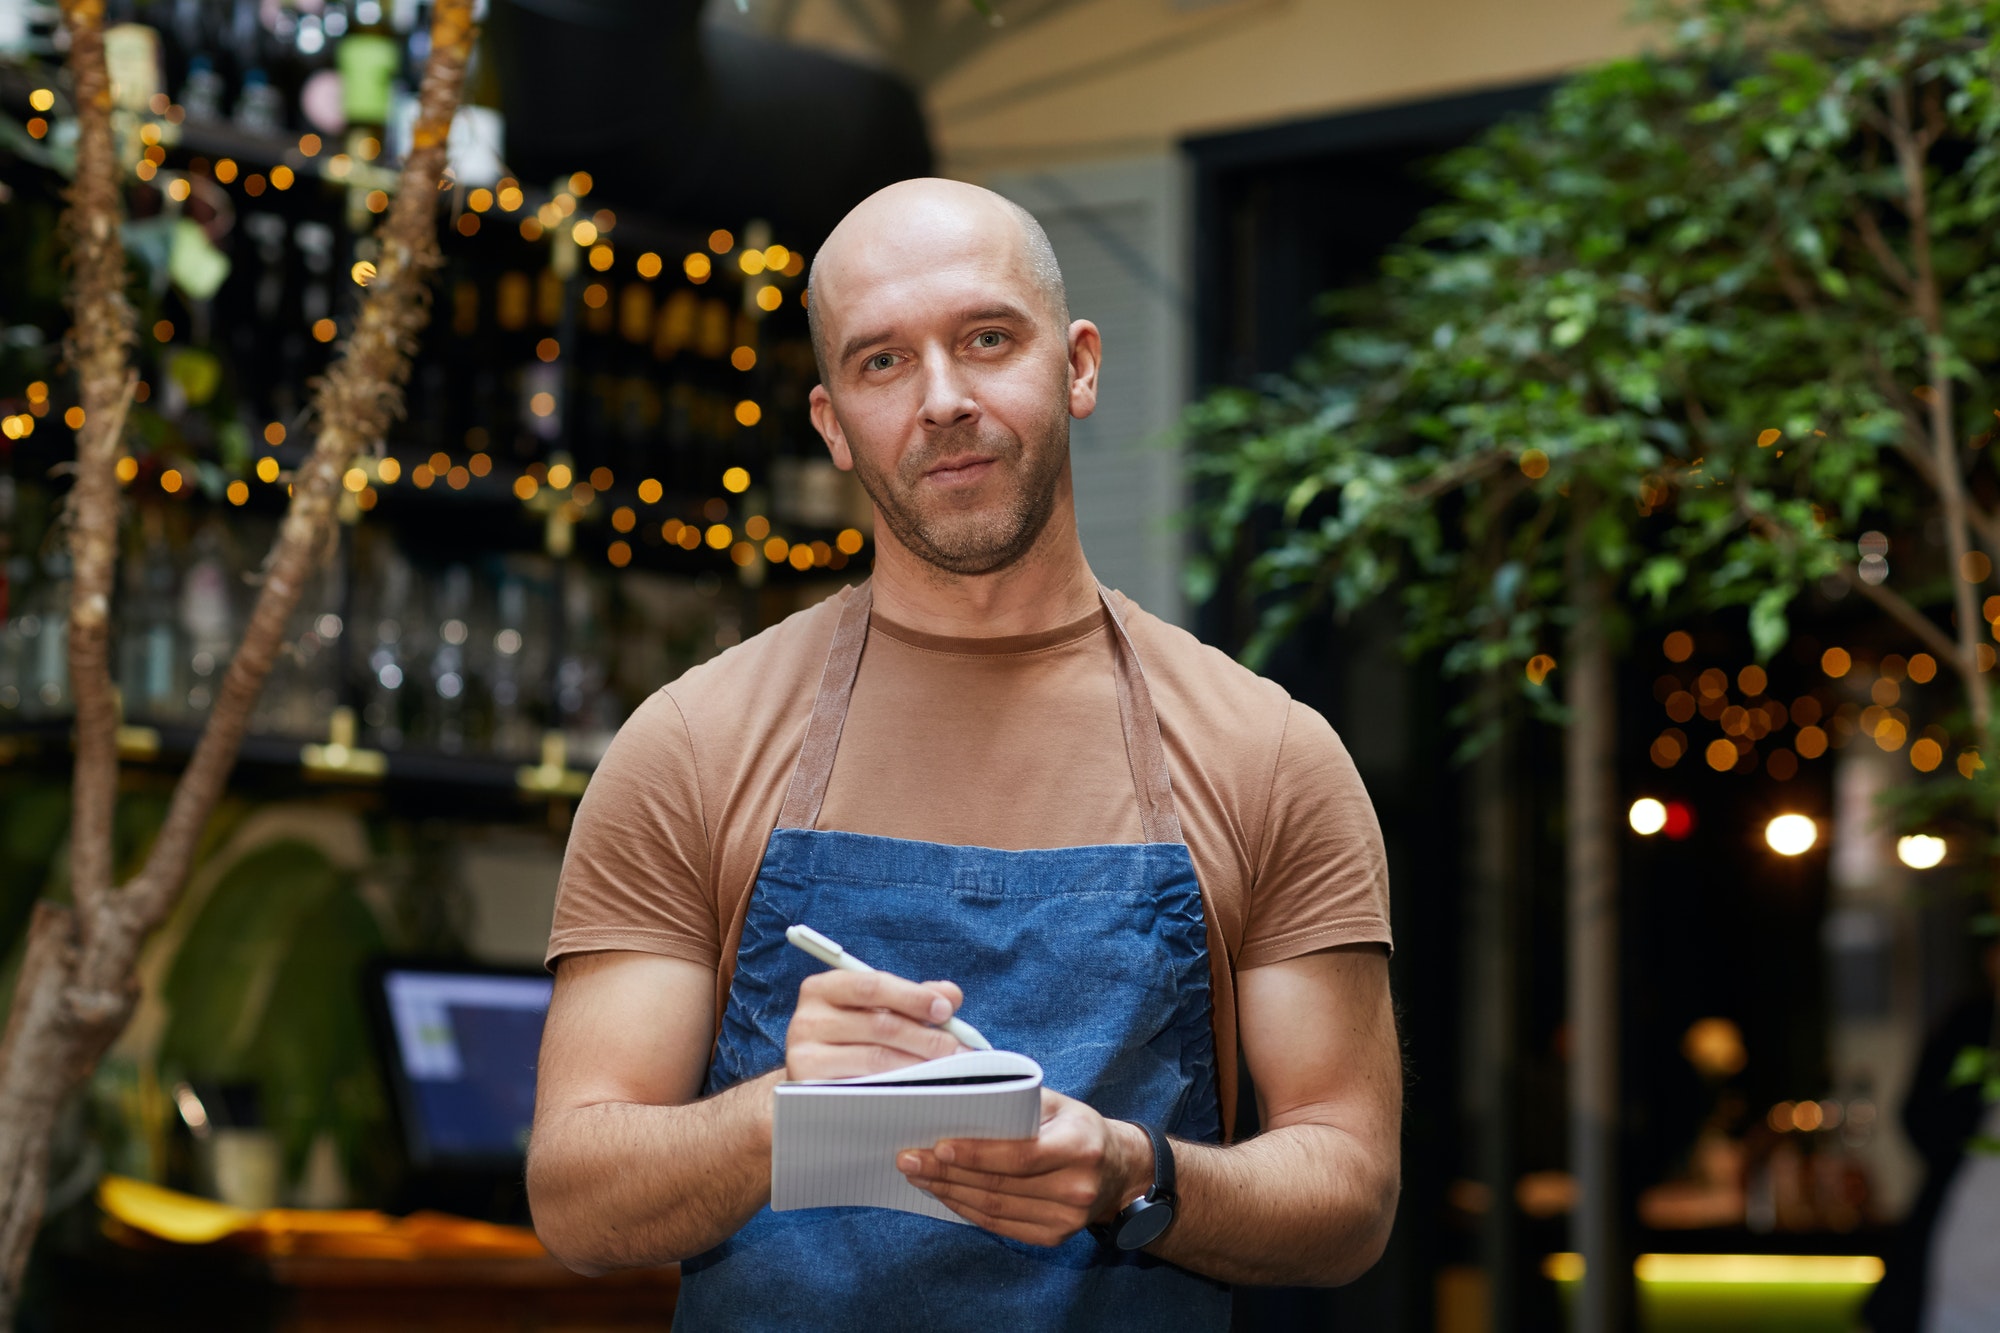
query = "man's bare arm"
xmin=526 ymin=952 xmax=775 ymax=1273
xmin=900 ymin=943 xmax=1400 ymax=1286
xmin=1147 ymin=945 xmax=1401 ymax=1284
xmin=528 ymin=950 xmax=972 ymax=1274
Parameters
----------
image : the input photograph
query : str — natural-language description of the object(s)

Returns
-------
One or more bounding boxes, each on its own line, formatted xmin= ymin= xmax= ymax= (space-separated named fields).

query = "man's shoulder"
xmin=1113 ymin=592 xmax=1294 ymax=745
xmin=661 ymin=585 xmax=851 ymax=735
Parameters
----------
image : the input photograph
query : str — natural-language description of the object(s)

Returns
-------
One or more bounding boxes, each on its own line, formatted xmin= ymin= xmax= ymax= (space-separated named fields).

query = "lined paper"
xmin=771 ymin=1053 xmax=1043 ymax=1222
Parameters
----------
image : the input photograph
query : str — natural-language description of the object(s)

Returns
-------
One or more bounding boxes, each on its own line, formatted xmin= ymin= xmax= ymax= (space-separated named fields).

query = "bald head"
xmin=806 ymin=179 xmax=1068 ymax=380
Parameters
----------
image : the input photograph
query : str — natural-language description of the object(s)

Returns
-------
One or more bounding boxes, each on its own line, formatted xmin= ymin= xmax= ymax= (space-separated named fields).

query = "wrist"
xmin=1101 ymin=1119 xmax=1155 ymax=1221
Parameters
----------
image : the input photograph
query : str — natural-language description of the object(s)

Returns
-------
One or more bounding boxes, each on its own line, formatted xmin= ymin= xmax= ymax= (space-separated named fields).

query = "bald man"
xmin=527 ymin=179 xmax=1402 ymax=1328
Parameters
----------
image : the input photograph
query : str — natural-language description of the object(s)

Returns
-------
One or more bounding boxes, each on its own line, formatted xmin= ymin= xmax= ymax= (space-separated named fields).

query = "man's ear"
xmin=809 ymin=384 xmax=855 ymax=472
xmin=1066 ymin=319 xmax=1102 ymax=421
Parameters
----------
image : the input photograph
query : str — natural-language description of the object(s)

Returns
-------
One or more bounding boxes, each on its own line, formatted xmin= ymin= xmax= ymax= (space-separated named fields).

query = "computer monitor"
xmin=365 ymin=959 xmax=554 ymax=1171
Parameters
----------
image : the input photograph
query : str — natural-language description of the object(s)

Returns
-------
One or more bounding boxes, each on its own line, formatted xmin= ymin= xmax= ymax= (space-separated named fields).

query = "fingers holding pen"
xmin=785 ymin=969 xmax=968 ymax=1080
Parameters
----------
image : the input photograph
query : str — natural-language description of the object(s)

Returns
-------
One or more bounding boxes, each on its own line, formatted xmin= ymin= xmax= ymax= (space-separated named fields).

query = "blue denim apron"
xmin=673 ymin=582 xmax=1227 ymax=1332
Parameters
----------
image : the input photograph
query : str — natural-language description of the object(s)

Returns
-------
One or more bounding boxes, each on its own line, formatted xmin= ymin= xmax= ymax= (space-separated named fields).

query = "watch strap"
xmin=1140 ymin=1122 xmax=1175 ymax=1203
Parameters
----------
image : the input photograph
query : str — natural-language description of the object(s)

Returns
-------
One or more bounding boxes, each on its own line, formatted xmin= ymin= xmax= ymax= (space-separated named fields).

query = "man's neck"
xmin=865 ymin=494 xmax=1101 ymax=640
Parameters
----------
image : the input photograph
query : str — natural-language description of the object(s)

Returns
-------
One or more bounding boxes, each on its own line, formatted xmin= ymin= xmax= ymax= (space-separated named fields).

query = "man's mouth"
xmin=923 ymin=455 xmax=997 ymax=487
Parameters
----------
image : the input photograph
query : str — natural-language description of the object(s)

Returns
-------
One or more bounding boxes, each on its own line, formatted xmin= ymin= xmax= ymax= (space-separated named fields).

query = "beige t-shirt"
xmin=546 ymin=584 xmax=1392 ymax=1135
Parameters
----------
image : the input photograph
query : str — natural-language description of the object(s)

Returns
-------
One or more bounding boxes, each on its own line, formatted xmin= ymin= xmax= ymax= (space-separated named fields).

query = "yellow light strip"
xmin=1542 ymin=1254 xmax=1884 ymax=1286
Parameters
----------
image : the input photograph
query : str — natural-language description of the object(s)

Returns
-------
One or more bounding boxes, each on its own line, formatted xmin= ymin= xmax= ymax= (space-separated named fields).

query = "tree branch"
xmin=57 ymin=0 xmax=135 ymax=925
xmin=1889 ymin=73 xmax=1991 ymax=729
xmin=1851 ymin=206 xmax=1915 ymax=296
xmin=1838 ymin=565 xmax=1969 ymax=679
xmin=78 ymin=0 xmax=479 ymax=985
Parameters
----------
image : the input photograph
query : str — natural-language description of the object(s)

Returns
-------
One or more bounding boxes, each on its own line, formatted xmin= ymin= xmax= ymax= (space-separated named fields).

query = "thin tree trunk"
xmin=59 ymin=0 xmax=135 ymax=929
xmin=0 ymin=5 xmax=476 ymax=1322
xmin=1467 ymin=679 xmax=1520 ymax=1332
xmin=1882 ymin=80 xmax=1988 ymax=736
xmin=1565 ymin=507 xmax=1625 ymax=1333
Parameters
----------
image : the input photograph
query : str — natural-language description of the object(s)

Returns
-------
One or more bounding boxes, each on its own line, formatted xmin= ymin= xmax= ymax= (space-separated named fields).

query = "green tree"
xmin=1187 ymin=3 xmax=2000 ymax=1327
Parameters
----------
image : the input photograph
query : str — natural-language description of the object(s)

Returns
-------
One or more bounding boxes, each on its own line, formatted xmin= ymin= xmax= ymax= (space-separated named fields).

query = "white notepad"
xmin=770 ymin=1050 xmax=1044 ymax=1224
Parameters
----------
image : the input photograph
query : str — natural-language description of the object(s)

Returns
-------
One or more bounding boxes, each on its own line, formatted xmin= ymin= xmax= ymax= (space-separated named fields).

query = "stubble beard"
xmin=847 ymin=409 xmax=1069 ymax=578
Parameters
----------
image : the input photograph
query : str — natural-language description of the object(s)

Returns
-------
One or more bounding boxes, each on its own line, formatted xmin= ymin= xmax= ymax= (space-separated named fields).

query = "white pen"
xmin=785 ymin=923 xmax=993 ymax=1052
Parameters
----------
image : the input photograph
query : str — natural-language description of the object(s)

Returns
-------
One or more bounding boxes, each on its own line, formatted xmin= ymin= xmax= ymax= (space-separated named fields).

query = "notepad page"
xmin=771 ymin=1082 xmax=1041 ymax=1222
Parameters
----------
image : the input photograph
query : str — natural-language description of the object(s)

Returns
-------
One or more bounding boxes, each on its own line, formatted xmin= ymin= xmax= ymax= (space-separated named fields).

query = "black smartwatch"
xmin=1097 ymin=1122 xmax=1178 ymax=1251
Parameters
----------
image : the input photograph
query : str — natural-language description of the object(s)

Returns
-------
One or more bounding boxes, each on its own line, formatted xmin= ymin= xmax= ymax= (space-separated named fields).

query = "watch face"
xmin=1117 ymin=1198 xmax=1175 ymax=1250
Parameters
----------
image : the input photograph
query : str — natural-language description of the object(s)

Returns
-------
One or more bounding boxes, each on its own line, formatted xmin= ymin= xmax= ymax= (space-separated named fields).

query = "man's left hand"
xmin=896 ymin=1090 xmax=1153 ymax=1246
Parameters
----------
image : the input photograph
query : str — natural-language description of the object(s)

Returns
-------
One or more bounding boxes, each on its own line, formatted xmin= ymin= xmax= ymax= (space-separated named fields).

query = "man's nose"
xmin=917 ymin=357 xmax=978 ymax=431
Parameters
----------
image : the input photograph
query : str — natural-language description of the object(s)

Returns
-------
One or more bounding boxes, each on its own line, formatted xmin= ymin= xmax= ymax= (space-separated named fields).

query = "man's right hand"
xmin=785 ymin=970 xmax=968 ymax=1080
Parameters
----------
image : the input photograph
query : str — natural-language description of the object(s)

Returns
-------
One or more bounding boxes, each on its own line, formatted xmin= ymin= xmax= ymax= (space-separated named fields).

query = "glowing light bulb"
xmin=1765 ymin=814 xmax=1818 ymax=857
xmin=1896 ymin=834 xmax=1946 ymax=869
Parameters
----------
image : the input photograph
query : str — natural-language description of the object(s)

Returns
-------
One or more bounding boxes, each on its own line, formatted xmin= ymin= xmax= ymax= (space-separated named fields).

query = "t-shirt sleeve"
xmin=544 ymin=689 xmax=718 ymax=971
xmin=1234 ymin=699 xmax=1393 ymax=971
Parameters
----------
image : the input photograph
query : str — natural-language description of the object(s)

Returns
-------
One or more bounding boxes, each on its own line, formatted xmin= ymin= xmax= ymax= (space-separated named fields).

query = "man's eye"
xmin=975 ymin=331 xmax=1006 ymax=348
xmin=867 ymin=353 xmax=897 ymax=371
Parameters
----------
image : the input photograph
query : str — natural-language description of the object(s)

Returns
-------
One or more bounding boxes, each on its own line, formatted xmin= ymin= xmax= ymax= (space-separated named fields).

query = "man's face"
xmin=808 ymin=207 xmax=1093 ymax=577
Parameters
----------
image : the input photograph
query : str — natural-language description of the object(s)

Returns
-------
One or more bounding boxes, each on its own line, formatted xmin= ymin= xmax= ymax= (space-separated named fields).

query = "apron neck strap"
xmin=775 ymin=580 xmax=1185 ymax=844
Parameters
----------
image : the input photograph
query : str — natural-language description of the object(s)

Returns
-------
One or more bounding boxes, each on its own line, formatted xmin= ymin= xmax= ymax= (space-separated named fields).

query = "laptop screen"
xmin=378 ymin=967 xmax=554 ymax=1165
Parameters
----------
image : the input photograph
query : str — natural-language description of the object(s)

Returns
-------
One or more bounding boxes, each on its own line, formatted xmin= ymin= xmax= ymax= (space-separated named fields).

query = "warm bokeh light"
xmin=1822 ymin=646 xmax=1851 ymax=678
xmin=612 ymin=506 xmax=637 ymax=533
xmin=709 ymin=229 xmax=734 ymax=254
xmin=684 ymin=253 xmax=712 ymax=282
xmin=1896 ymin=834 xmax=1946 ymax=869
xmin=1705 ymin=739 xmax=1738 ymax=771
xmin=1681 ymin=1017 xmax=1747 ymax=1078
xmin=226 ymin=480 xmax=249 ymax=505
xmin=637 ymin=252 xmax=663 ymax=279
xmin=1662 ymin=631 xmax=1693 ymax=662
xmin=638 ymin=478 xmax=663 ymax=504
xmin=1908 ymin=652 xmax=1937 ymax=683
xmin=735 ymin=400 xmax=762 ymax=428
xmin=1737 ymin=665 xmax=1766 ymax=695
xmin=722 ymin=466 xmax=751 ymax=493
xmin=1519 ymin=448 xmax=1549 ymax=479
xmin=256 ymin=457 xmax=281 ymax=483
xmin=705 ymin=523 xmax=733 ymax=550
xmin=513 ymin=475 xmax=538 ymax=500
xmin=836 ymin=528 xmax=865 ymax=555
xmin=756 ymin=285 xmax=784 ymax=312
xmin=1525 ymin=654 xmax=1555 ymax=686
xmin=159 ymin=468 xmax=182 ymax=494
xmin=343 ymin=467 xmax=368 ymax=493
xmin=731 ymin=345 xmax=757 ymax=371
xmin=1765 ymin=814 xmax=1818 ymax=857
xmin=547 ymin=463 xmax=574 ymax=489
xmin=608 ymin=540 xmax=632 ymax=568
xmin=312 ymin=318 xmax=336 ymax=342
xmin=1628 ymin=798 xmax=1668 ymax=836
